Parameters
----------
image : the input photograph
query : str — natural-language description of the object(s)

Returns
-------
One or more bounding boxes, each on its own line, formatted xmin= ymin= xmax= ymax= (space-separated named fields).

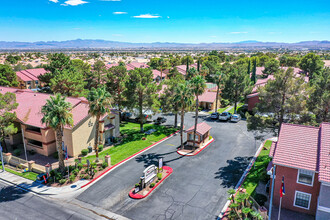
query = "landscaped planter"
xmin=129 ymin=166 xmax=173 ymax=199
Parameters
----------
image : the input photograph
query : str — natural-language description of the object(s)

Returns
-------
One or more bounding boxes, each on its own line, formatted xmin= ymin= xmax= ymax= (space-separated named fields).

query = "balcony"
xmin=104 ymin=123 xmax=115 ymax=131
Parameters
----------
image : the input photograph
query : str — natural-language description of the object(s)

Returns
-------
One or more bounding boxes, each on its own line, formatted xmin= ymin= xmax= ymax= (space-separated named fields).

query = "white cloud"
xmin=133 ymin=14 xmax=161 ymax=18
xmin=230 ymin=32 xmax=248 ymax=34
xmin=167 ymin=16 xmax=170 ymax=19
xmin=49 ymin=0 xmax=59 ymax=3
xmin=61 ymin=0 xmax=88 ymax=6
xmin=113 ymin=12 xmax=127 ymax=14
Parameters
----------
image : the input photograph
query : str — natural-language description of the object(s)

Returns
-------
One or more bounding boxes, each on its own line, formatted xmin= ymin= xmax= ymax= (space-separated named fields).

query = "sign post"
xmin=0 ymin=144 xmax=4 ymax=172
xmin=21 ymin=127 xmax=28 ymax=161
xmin=158 ymin=158 xmax=163 ymax=172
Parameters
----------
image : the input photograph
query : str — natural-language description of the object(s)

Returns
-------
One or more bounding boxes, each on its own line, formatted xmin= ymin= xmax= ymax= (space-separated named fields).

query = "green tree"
xmin=167 ymin=67 xmax=180 ymax=79
xmin=212 ymin=71 xmax=223 ymax=112
xmin=181 ymin=55 xmax=194 ymax=65
xmin=286 ymin=56 xmax=300 ymax=67
xmin=0 ymin=64 xmax=19 ymax=87
xmin=299 ymin=53 xmax=324 ymax=80
xmin=308 ymin=67 xmax=330 ymax=122
xmin=186 ymin=67 xmax=198 ymax=80
xmin=41 ymin=94 xmax=73 ymax=172
xmin=5 ymin=55 xmax=20 ymax=65
xmin=160 ymin=75 xmax=185 ymax=127
xmin=174 ymin=82 xmax=194 ymax=149
xmin=106 ymin=65 xmax=128 ymax=122
xmin=258 ymin=55 xmax=270 ymax=67
xmin=262 ymin=58 xmax=280 ymax=78
xmin=222 ymin=64 xmax=252 ymax=113
xmin=93 ymin=60 xmax=107 ymax=85
xmin=124 ymin=68 xmax=159 ymax=132
xmin=189 ymin=75 xmax=206 ymax=147
xmin=87 ymin=87 xmax=111 ymax=161
xmin=50 ymin=69 xmax=86 ymax=97
xmin=0 ymin=92 xmax=18 ymax=152
xmin=248 ymin=68 xmax=308 ymax=135
xmin=251 ymin=58 xmax=257 ymax=84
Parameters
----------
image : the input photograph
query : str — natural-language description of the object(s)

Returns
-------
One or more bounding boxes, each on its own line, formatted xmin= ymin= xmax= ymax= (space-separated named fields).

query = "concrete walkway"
xmin=0 ymin=170 xmax=88 ymax=195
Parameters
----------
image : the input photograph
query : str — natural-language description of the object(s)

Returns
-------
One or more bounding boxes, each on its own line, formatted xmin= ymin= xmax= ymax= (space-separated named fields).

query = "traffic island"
xmin=129 ymin=165 xmax=173 ymax=199
xmin=177 ymin=138 xmax=214 ymax=156
xmin=177 ymin=122 xmax=214 ymax=156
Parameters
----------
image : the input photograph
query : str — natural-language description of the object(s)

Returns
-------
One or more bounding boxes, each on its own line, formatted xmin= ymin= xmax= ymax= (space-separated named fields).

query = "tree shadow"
xmin=135 ymin=151 xmax=185 ymax=168
xmin=0 ymin=185 xmax=29 ymax=203
xmin=214 ymin=156 xmax=253 ymax=188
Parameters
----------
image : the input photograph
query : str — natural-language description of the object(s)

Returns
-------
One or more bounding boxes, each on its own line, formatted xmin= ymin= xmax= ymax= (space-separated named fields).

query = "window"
xmin=294 ymin=191 xmax=311 ymax=209
xmin=35 ymin=80 xmax=39 ymax=84
xmin=297 ymin=169 xmax=314 ymax=186
xmin=27 ymin=81 xmax=31 ymax=85
xmin=188 ymin=134 xmax=198 ymax=141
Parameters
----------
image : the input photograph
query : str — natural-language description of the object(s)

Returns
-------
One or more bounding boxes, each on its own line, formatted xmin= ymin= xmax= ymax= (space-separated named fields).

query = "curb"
xmin=217 ymin=137 xmax=275 ymax=220
xmin=177 ymin=138 xmax=214 ymax=156
xmin=129 ymin=166 xmax=173 ymax=199
xmin=81 ymin=130 xmax=180 ymax=189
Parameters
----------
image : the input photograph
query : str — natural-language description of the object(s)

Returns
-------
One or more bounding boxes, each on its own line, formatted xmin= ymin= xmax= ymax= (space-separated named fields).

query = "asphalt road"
xmin=0 ymin=181 xmax=107 ymax=220
xmin=76 ymin=112 xmax=263 ymax=220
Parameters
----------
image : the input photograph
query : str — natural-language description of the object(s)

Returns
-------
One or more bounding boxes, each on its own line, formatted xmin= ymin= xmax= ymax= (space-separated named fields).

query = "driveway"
xmin=76 ymin=113 xmax=263 ymax=220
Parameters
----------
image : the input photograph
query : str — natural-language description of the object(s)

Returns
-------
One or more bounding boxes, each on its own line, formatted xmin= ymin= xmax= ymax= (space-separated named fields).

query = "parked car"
xmin=154 ymin=117 xmax=167 ymax=124
xmin=121 ymin=112 xmax=132 ymax=121
xmin=230 ymin=114 xmax=241 ymax=122
xmin=219 ymin=112 xmax=232 ymax=121
xmin=210 ymin=112 xmax=219 ymax=120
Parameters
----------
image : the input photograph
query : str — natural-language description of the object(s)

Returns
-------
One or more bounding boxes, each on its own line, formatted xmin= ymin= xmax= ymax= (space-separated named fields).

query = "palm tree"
xmin=87 ymin=86 xmax=111 ymax=162
xmin=213 ymin=71 xmax=223 ymax=113
xmin=158 ymin=58 xmax=165 ymax=80
xmin=174 ymin=82 xmax=193 ymax=149
xmin=189 ymin=75 xmax=206 ymax=148
xmin=41 ymin=94 xmax=73 ymax=173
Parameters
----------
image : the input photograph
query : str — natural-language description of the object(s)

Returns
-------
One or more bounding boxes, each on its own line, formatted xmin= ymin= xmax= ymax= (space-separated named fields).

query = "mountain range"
xmin=0 ymin=39 xmax=329 ymax=50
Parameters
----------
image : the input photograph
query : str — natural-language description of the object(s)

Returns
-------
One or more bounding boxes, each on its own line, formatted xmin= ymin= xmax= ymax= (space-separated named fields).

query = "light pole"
xmin=269 ymin=165 xmax=276 ymax=220
xmin=0 ymin=143 xmax=5 ymax=172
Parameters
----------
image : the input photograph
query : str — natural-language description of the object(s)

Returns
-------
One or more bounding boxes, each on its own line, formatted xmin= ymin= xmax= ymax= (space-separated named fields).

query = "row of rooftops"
xmin=269 ymin=122 xmax=330 ymax=183
xmin=0 ymin=86 xmax=92 ymax=129
xmin=16 ymin=68 xmax=48 ymax=82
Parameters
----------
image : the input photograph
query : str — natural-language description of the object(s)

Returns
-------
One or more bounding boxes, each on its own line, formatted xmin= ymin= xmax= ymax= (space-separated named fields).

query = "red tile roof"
xmin=319 ymin=123 xmax=330 ymax=183
xmin=152 ymin=69 xmax=162 ymax=79
xmin=185 ymin=122 xmax=211 ymax=135
xmin=269 ymin=141 xmax=277 ymax=158
xmin=16 ymin=68 xmax=47 ymax=82
xmin=106 ymin=62 xmax=149 ymax=71
xmin=0 ymin=87 xmax=90 ymax=129
xmin=198 ymin=91 xmax=217 ymax=103
xmin=273 ymin=123 xmax=320 ymax=172
xmin=272 ymin=123 xmax=330 ymax=183
xmin=175 ymin=63 xmax=198 ymax=75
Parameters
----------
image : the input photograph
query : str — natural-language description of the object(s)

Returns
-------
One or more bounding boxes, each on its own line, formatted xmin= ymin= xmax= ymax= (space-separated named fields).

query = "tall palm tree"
xmin=41 ymin=94 xmax=73 ymax=173
xmin=174 ymin=82 xmax=193 ymax=149
xmin=189 ymin=75 xmax=206 ymax=148
xmin=213 ymin=71 xmax=223 ymax=113
xmin=87 ymin=86 xmax=111 ymax=162
xmin=158 ymin=58 xmax=165 ymax=81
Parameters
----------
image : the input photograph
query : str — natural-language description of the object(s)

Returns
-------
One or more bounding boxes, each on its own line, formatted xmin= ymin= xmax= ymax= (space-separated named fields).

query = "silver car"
xmin=219 ymin=112 xmax=232 ymax=121
xmin=230 ymin=114 xmax=241 ymax=122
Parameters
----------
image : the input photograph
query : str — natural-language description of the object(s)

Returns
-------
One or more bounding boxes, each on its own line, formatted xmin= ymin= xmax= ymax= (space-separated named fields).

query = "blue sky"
xmin=0 ymin=0 xmax=329 ymax=43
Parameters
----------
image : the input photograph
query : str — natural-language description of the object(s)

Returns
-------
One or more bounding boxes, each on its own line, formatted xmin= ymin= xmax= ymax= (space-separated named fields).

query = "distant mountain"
xmin=0 ymin=39 xmax=329 ymax=50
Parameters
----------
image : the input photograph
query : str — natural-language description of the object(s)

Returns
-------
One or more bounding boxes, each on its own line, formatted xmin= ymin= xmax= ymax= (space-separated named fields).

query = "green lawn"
xmin=228 ymin=103 xmax=245 ymax=114
xmin=80 ymin=122 xmax=178 ymax=165
xmin=242 ymin=140 xmax=272 ymax=195
xmin=217 ymin=106 xmax=229 ymax=114
xmin=0 ymin=162 xmax=38 ymax=181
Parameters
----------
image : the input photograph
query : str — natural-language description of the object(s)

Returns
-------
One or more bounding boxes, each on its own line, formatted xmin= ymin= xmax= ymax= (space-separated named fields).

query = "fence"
xmin=3 ymin=153 xmax=45 ymax=174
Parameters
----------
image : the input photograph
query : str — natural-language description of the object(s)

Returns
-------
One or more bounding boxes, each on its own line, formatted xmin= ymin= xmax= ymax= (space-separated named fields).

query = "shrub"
xmin=59 ymin=179 xmax=66 ymax=185
xmin=135 ymin=183 xmax=140 ymax=188
xmin=50 ymin=169 xmax=56 ymax=177
xmin=53 ymin=151 xmax=58 ymax=159
xmin=72 ymin=169 xmax=79 ymax=175
xmin=157 ymin=173 xmax=162 ymax=180
xmin=79 ymin=174 xmax=84 ymax=179
xmin=81 ymin=149 xmax=89 ymax=156
xmin=221 ymin=98 xmax=230 ymax=107
xmin=150 ymin=183 xmax=155 ymax=188
xmin=98 ymin=167 xmax=103 ymax=171
xmin=69 ymin=174 xmax=76 ymax=182
xmin=13 ymin=149 xmax=21 ymax=156
xmin=209 ymin=135 xmax=213 ymax=140
xmin=156 ymin=180 xmax=159 ymax=183
xmin=29 ymin=149 xmax=36 ymax=155
xmin=84 ymin=175 xmax=90 ymax=179
xmin=77 ymin=163 xmax=83 ymax=170
xmin=91 ymin=162 xmax=97 ymax=168
xmin=84 ymin=168 xmax=89 ymax=173
xmin=98 ymin=145 xmax=103 ymax=152
xmin=69 ymin=165 xmax=75 ymax=172
xmin=253 ymin=193 xmax=268 ymax=206
xmin=102 ymin=162 xmax=108 ymax=169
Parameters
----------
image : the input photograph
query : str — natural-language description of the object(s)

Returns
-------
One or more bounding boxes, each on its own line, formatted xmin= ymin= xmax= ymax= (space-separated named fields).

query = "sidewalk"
xmin=0 ymin=170 xmax=88 ymax=195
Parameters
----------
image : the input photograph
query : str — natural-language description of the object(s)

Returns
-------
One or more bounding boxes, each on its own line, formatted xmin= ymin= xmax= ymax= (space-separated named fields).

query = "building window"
xmin=27 ymin=81 xmax=31 ymax=85
xmin=188 ymin=134 xmax=198 ymax=141
xmin=35 ymin=80 xmax=39 ymax=84
xmin=294 ymin=191 xmax=311 ymax=209
xmin=297 ymin=169 xmax=314 ymax=186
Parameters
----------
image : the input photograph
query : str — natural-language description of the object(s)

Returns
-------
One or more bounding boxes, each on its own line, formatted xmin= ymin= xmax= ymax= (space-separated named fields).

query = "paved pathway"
xmin=76 ymin=118 xmax=263 ymax=220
